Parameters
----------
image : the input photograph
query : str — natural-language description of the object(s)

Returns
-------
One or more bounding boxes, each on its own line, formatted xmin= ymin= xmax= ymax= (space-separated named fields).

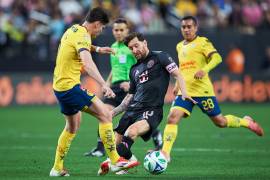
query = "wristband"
xmin=96 ymin=47 xmax=100 ymax=53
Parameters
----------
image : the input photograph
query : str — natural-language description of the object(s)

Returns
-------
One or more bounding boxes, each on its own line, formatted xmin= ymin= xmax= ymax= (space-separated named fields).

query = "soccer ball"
xmin=143 ymin=151 xmax=168 ymax=174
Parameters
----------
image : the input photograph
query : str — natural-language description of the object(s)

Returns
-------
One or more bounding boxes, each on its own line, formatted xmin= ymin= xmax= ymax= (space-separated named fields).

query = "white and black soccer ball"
xmin=143 ymin=151 xmax=168 ymax=174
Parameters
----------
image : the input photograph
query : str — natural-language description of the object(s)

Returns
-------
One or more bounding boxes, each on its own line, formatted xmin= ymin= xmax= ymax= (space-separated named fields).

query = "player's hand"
xmin=194 ymin=70 xmax=206 ymax=79
xmin=99 ymin=47 xmax=115 ymax=55
xmin=120 ymin=82 xmax=130 ymax=92
xmin=102 ymin=85 xmax=115 ymax=98
xmin=181 ymin=93 xmax=197 ymax=104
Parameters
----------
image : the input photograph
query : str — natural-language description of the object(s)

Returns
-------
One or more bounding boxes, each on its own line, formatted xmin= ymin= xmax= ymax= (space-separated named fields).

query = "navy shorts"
xmin=172 ymin=96 xmax=221 ymax=117
xmin=54 ymin=84 xmax=96 ymax=115
xmin=114 ymin=107 xmax=163 ymax=141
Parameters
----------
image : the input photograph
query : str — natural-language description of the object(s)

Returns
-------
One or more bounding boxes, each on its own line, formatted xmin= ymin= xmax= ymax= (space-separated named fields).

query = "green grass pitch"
xmin=0 ymin=103 xmax=270 ymax=179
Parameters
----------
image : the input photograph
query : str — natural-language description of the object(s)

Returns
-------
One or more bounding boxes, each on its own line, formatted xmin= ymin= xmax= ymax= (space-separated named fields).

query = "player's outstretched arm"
xmin=80 ymin=50 xmax=115 ymax=98
xmin=111 ymin=93 xmax=134 ymax=117
xmin=106 ymin=71 xmax=112 ymax=86
xmin=91 ymin=45 xmax=115 ymax=54
xmin=194 ymin=53 xmax=222 ymax=79
xmin=171 ymin=68 xmax=197 ymax=104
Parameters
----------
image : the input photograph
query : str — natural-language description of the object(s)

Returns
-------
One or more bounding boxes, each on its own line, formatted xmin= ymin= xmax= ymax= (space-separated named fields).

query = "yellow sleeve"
xmin=202 ymin=53 xmax=222 ymax=73
xmin=72 ymin=32 xmax=91 ymax=53
xmin=202 ymin=38 xmax=217 ymax=58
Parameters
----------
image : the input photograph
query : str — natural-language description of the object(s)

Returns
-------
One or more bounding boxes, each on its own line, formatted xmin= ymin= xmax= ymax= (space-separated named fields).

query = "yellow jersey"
xmin=176 ymin=36 xmax=218 ymax=97
xmin=53 ymin=24 xmax=91 ymax=91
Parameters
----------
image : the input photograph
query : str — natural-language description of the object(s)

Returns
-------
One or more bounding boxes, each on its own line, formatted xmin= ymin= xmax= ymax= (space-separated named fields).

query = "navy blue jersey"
xmin=128 ymin=51 xmax=177 ymax=109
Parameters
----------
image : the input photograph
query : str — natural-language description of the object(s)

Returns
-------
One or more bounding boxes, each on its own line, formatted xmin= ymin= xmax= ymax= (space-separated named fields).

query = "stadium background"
xmin=0 ymin=0 xmax=270 ymax=179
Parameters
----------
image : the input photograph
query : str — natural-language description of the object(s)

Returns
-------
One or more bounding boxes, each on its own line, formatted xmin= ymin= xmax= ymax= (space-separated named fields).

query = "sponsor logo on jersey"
xmin=139 ymin=70 xmax=149 ymax=83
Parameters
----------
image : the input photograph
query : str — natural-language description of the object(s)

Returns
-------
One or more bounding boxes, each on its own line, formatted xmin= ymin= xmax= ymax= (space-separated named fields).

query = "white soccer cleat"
xmin=115 ymin=169 xmax=129 ymax=175
xmin=110 ymin=157 xmax=140 ymax=173
xmin=129 ymin=154 xmax=138 ymax=161
xmin=49 ymin=168 xmax=70 ymax=177
xmin=97 ymin=157 xmax=140 ymax=176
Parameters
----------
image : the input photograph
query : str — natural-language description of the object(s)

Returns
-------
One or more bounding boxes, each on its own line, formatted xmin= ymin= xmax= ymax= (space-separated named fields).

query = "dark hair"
xmin=114 ymin=18 xmax=128 ymax=25
xmin=124 ymin=32 xmax=145 ymax=46
xmin=85 ymin=7 xmax=109 ymax=24
xmin=181 ymin=16 xmax=198 ymax=26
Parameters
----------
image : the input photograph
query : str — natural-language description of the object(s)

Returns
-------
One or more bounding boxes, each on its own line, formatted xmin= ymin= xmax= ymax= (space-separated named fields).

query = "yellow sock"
xmin=225 ymin=115 xmax=249 ymax=128
xmin=162 ymin=124 xmax=178 ymax=156
xmin=53 ymin=129 xmax=75 ymax=171
xmin=99 ymin=123 xmax=120 ymax=164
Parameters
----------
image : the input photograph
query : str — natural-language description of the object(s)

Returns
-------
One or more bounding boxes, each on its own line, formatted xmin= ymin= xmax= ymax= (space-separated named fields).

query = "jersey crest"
xmin=147 ymin=60 xmax=155 ymax=68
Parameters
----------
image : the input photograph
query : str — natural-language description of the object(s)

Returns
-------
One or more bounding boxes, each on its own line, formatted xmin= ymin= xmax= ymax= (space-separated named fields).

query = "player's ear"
xmin=143 ymin=40 xmax=147 ymax=47
xmin=194 ymin=25 xmax=198 ymax=33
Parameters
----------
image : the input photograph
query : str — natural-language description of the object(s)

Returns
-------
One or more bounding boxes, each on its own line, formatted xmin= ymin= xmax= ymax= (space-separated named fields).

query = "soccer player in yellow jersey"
xmin=49 ymin=7 xmax=139 ymax=177
xmin=161 ymin=16 xmax=264 ymax=162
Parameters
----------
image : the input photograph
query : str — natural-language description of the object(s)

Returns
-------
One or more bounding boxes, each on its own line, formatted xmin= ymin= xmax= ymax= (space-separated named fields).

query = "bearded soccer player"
xmin=50 ymin=8 xmax=139 ymax=177
xmin=161 ymin=16 xmax=264 ymax=162
xmin=84 ymin=18 xmax=163 ymax=157
xmin=97 ymin=32 xmax=196 ymax=175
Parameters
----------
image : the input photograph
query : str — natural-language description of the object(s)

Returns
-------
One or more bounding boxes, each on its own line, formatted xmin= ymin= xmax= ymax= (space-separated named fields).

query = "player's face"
xmin=112 ymin=23 xmax=129 ymax=42
xmin=181 ymin=19 xmax=197 ymax=41
xmin=92 ymin=21 xmax=105 ymax=36
xmin=128 ymin=37 xmax=148 ymax=60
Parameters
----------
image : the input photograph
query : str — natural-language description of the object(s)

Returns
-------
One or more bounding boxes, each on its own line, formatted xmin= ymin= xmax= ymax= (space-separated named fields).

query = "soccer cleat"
xmin=110 ymin=157 xmax=140 ymax=173
xmin=244 ymin=116 xmax=264 ymax=136
xmin=129 ymin=154 xmax=138 ymax=161
xmin=84 ymin=147 xmax=105 ymax=157
xmin=97 ymin=158 xmax=110 ymax=176
xmin=49 ymin=168 xmax=70 ymax=177
xmin=115 ymin=170 xmax=129 ymax=175
xmin=97 ymin=157 xmax=140 ymax=176
xmin=115 ymin=155 xmax=137 ymax=175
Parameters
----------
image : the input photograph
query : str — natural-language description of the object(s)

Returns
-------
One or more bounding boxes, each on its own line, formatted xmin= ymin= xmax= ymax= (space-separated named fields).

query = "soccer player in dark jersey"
xmin=84 ymin=19 xmax=163 ymax=157
xmin=97 ymin=32 xmax=196 ymax=174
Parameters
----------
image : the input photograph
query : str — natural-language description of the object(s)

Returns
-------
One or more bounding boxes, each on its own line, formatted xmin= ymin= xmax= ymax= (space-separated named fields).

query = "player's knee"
xmin=98 ymin=109 xmax=112 ymax=123
xmin=65 ymin=118 xmax=80 ymax=133
xmin=66 ymin=123 xmax=79 ymax=133
xmin=167 ymin=112 xmax=181 ymax=124
xmin=126 ymin=127 xmax=138 ymax=140
xmin=212 ymin=119 xmax=226 ymax=128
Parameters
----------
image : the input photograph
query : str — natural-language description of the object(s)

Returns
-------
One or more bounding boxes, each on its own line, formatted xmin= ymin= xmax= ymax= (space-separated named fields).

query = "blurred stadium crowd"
xmin=0 ymin=0 xmax=270 ymax=62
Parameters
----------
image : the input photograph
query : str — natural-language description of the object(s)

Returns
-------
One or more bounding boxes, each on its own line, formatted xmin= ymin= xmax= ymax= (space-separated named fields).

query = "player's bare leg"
xmin=116 ymin=120 xmax=150 ymax=160
xmin=98 ymin=120 xmax=149 ymax=175
xmin=210 ymin=114 xmax=264 ymax=136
